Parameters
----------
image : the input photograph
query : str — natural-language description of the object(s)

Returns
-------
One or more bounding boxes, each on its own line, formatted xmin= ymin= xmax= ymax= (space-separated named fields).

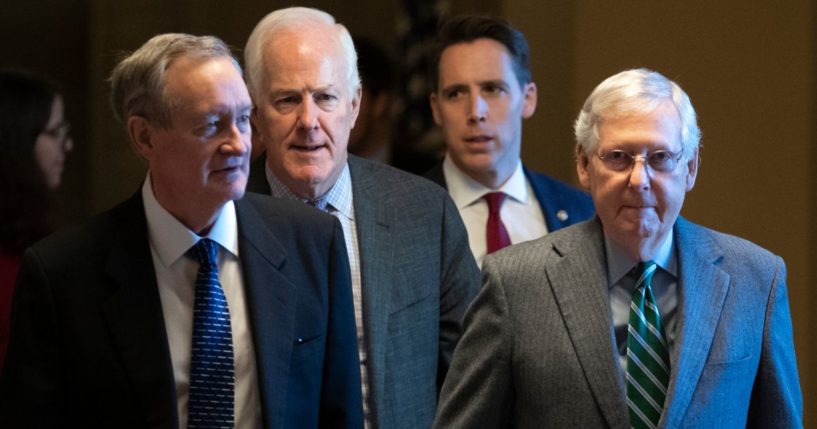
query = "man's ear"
xmin=685 ymin=147 xmax=701 ymax=191
xmin=430 ymin=92 xmax=442 ymax=126
xmin=127 ymin=116 xmax=153 ymax=160
xmin=349 ymin=86 xmax=362 ymax=128
xmin=522 ymin=82 xmax=537 ymax=119
xmin=250 ymin=106 xmax=266 ymax=159
xmin=576 ymin=144 xmax=591 ymax=189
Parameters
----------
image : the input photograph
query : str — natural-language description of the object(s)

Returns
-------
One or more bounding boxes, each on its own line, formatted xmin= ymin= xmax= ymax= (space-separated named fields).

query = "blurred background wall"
xmin=2 ymin=0 xmax=813 ymax=424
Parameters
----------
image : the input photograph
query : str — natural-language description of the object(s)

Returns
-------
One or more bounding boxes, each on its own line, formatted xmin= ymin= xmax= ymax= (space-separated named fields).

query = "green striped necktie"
xmin=626 ymin=261 xmax=670 ymax=429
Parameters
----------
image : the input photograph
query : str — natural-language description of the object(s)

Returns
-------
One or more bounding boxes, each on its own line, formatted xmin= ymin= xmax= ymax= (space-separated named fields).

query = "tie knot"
xmin=306 ymin=196 xmax=330 ymax=212
xmin=634 ymin=260 xmax=658 ymax=290
xmin=192 ymin=238 xmax=218 ymax=268
xmin=483 ymin=192 xmax=506 ymax=214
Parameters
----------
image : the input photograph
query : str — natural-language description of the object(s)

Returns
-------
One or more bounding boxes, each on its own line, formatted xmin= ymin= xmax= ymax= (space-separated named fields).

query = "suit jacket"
xmin=0 ymin=192 xmax=363 ymax=428
xmin=248 ymin=155 xmax=481 ymax=429
xmin=424 ymin=162 xmax=595 ymax=232
xmin=434 ymin=217 xmax=802 ymax=428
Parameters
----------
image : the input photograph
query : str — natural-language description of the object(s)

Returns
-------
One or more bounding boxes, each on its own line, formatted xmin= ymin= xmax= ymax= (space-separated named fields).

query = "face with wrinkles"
xmin=252 ymin=25 xmax=360 ymax=198
xmin=131 ymin=56 xmax=252 ymax=231
xmin=577 ymin=101 xmax=699 ymax=259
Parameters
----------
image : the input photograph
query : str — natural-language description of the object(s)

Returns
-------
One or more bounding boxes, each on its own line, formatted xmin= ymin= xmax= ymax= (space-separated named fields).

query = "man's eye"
xmin=274 ymin=96 xmax=298 ymax=108
xmin=650 ymin=151 xmax=672 ymax=162
xmin=237 ymin=115 xmax=251 ymax=132
xmin=607 ymin=150 xmax=628 ymax=161
xmin=443 ymin=89 xmax=463 ymax=100
xmin=483 ymin=85 xmax=505 ymax=96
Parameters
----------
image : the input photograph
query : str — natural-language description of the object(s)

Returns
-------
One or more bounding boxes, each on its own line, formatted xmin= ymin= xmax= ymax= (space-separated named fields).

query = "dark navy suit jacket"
xmin=424 ymin=162 xmax=595 ymax=232
xmin=0 ymin=192 xmax=363 ymax=428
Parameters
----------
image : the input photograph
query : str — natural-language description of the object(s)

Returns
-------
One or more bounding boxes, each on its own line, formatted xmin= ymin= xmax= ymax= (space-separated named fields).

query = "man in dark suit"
xmin=433 ymin=68 xmax=802 ymax=428
xmin=244 ymin=7 xmax=481 ymax=429
xmin=425 ymin=16 xmax=594 ymax=267
xmin=0 ymin=33 xmax=362 ymax=428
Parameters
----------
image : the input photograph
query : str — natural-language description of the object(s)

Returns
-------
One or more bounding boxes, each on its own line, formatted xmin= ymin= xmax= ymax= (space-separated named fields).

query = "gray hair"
xmin=110 ymin=33 xmax=241 ymax=128
xmin=244 ymin=7 xmax=360 ymax=101
xmin=574 ymin=68 xmax=701 ymax=159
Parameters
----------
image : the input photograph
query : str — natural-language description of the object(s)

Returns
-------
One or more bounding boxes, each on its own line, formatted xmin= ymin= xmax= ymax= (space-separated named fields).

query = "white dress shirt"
xmin=142 ymin=175 xmax=261 ymax=429
xmin=605 ymin=231 xmax=679 ymax=373
xmin=442 ymin=156 xmax=547 ymax=268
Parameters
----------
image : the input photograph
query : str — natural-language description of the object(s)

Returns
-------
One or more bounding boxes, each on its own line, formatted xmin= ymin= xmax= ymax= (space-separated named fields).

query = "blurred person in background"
xmin=0 ymin=69 xmax=72 ymax=371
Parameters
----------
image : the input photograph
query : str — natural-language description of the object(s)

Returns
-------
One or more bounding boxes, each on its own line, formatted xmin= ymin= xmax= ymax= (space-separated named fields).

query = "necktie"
xmin=188 ymin=238 xmax=234 ymax=428
xmin=484 ymin=192 xmax=511 ymax=254
xmin=626 ymin=261 xmax=670 ymax=429
xmin=307 ymin=196 xmax=329 ymax=212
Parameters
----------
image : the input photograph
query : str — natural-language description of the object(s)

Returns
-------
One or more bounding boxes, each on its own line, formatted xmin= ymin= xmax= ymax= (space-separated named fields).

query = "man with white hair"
xmin=433 ymin=68 xmax=802 ymax=428
xmin=244 ymin=7 xmax=480 ymax=429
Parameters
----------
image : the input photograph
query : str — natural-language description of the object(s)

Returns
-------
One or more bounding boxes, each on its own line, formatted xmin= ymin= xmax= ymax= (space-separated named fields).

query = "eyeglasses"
xmin=41 ymin=120 xmax=72 ymax=146
xmin=596 ymin=149 xmax=683 ymax=173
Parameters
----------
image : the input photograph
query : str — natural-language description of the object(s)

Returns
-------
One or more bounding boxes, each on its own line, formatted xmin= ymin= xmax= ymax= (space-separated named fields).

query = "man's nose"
xmin=220 ymin=123 xmax=248 ymax=155
xmin=297 ymin=99 xmax=319 ymax=130
xmin=628 ymin=156 xmax=651 ymax=190
xmin=467 ymin=94 xmax=488 ymax=124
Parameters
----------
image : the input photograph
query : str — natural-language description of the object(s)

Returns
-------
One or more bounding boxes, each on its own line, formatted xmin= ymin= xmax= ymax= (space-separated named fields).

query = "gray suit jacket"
xmin=248 ymin=155 xmax=481 ymax=429
xmin=434 ymin=217 xmax=802 ymax=428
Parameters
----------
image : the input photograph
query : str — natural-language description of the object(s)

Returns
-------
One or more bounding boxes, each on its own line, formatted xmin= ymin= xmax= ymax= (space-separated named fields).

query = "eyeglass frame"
xmin=40 ymin=120 xmax=72 ymax=149
xmin=595 ymin=148 xmax=685 ymax=173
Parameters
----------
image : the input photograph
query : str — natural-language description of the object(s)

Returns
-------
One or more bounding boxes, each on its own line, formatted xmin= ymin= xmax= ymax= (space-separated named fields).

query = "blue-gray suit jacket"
xmin=248 ymin=155 xmax=481 ymax=429
xmin=434 ymin=217 xmax=802 ymax=428
xmin=424 ymin=162 xmax=595 ymax=232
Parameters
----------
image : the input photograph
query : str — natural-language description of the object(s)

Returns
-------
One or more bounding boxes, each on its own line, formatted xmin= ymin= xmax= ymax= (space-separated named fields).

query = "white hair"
xmin=244 ymin=7 xmax=360 ymax=100
xmin=574 ymin=68 xmax=701 ymax=159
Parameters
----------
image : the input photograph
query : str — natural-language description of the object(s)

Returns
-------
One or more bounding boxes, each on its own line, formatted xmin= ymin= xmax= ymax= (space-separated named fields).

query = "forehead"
xmin=164 ymin=56 xmax=249 ymax=113
xmin=261 ymin=27 xmax=348 ymax=89
xmin=438 ymin=38 xmax=518 ymax=85
xmin=597 ymin=102 xmax=682 ymax=150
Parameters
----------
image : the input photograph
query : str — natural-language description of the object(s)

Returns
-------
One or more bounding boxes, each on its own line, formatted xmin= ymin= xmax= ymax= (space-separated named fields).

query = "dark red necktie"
xmin=484 ymin=192 xmax=511 ymax=254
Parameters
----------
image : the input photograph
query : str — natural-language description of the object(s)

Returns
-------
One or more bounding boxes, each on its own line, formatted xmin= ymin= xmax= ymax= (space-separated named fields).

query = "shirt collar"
xmin=604 ymin=228 xmax=677 ymax=288
xmin=142 ymin=174 xmax=239 ymax=268
xmin=442 ymin=155 xmax=527 ymax=209
xmin=265 ymin=162 xmax=354 ymax=219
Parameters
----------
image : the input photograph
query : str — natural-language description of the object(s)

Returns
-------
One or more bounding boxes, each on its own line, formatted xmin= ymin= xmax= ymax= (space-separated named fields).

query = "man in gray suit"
xmin=244 ymin=7 xmax=481 ymax=428
xmin=434 ymin=68 xmax=802 ymax=428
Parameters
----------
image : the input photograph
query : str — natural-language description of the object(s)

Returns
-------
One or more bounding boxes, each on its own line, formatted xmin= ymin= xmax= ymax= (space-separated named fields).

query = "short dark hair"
xmin=430 ymin=15 xmax=531 ymax=92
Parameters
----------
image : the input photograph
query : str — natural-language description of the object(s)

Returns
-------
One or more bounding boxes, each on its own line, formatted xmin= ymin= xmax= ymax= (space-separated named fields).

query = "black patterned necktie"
xmin=626 ymin=261 xmax=670 ymax=429
xmin=188 ymin=238 xmax=234 ymax=428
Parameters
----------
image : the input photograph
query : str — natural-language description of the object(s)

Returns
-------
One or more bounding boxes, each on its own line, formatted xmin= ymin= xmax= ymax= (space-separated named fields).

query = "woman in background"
xmin=0 ymin=70 xmax=73 ymax=370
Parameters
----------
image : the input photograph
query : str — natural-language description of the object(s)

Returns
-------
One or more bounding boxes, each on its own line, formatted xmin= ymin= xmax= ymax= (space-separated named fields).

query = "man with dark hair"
xmin=0 ymin=33 xmax=362 ymax=428
xmin=426 ymin=15 xmax=594 ymax=267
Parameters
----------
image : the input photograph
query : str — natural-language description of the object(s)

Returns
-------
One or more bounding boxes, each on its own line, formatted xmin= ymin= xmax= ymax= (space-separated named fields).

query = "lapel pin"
xmin=556 ymin=210 xmax=568 ymax=222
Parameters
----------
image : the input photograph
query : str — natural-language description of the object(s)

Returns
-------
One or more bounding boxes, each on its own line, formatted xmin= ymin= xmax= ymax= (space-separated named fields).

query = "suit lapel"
xmin=547 ymin=219 xmax=629 ymax=429
xmin=101 ymin=193 xmax=178 ymax=427
xmin=660 ymin=218 xmax=729 ymax=427
xmin=235 ymin=198 xmax=294 ymax=428
xmin=348 ymin=156 xmax=393 ymax=424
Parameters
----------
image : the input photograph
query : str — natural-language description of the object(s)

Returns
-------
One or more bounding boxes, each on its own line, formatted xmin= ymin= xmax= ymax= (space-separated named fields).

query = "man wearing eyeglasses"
xmin=434 ymin=68 xmax=802 ymax=428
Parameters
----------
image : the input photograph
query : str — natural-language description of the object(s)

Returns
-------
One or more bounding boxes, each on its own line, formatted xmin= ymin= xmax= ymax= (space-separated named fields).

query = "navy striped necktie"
xmin=189 ymin=238 xmax=235 ymax=428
